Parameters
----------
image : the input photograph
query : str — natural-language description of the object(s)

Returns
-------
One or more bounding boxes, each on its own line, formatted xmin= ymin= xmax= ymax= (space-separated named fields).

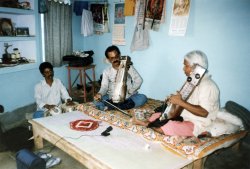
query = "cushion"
xmin=216 ymin=108 xmax=244 ymax=128
xmin=208 ymin=118 xmax=240 ymax=137
xmin=225 ymin=101 xmax=250 ymax=130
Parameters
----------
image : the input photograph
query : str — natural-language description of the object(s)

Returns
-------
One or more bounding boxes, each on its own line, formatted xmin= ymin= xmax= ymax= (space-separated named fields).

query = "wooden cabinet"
xmin=0 ymin=0 xmax=41 ymax=74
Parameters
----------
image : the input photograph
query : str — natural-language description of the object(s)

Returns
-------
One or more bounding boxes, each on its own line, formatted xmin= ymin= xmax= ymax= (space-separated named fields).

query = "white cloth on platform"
xmin=32 ymin=111 xmax=192 ymax=169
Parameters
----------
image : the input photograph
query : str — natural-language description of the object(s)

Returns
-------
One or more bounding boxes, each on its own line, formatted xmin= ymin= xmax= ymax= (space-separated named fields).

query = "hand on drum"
xmin=66 ymin=99 xmax=75 ymax=106
xmin=43 ymin=104 xmax=56 ymax=110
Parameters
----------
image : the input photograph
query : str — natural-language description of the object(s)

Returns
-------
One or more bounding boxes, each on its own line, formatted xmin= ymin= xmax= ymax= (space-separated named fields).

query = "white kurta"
xmin=181 ymin=74 xmax=220 ymax=136
xmin=98 ymin=65 xmax=143 ymax=99
xmin=34 ymin=78 xmax=71 ymax=110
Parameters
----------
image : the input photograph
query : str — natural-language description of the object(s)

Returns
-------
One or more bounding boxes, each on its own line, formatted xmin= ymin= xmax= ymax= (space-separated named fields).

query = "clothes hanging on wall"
xmin=81 ymin=9 xmax=94 ymax=37
xmin=38 ymin=0 xmax=48 ymax=13
xmin=73 ymin=1 xmax=89 ymax=16
xmin=130 ymin=0 xmax=149 ymax=52
xmin=124 ymin=0 xmax=136 ymax=16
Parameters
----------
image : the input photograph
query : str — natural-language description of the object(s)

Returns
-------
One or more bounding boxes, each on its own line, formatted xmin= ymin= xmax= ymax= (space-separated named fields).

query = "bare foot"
xmin=131 ymin=116 xmax=149 ymax=126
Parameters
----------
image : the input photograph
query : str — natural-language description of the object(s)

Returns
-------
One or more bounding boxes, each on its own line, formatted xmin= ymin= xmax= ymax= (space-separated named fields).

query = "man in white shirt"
xmin=94 ymin=45 xmax=147 ymax=110
xmin=133 ymin=50 xmax=220 ymax=137
xmin=33 ymin=62 xmax=74 ymax=118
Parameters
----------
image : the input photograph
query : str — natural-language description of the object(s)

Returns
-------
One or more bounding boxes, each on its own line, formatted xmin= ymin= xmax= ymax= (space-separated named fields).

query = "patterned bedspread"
xmin=76 ymin=99 xmax=247 ymax=160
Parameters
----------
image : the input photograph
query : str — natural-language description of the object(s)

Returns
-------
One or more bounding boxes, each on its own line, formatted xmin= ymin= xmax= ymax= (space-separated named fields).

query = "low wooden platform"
xmin=29 ymin=111 xmax=192 ymax=169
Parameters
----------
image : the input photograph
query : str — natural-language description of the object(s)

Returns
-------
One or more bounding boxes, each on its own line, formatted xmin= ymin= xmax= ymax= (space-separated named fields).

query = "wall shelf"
xmin=0 ymin=7 xmax=34 ymax=15
xmin=0 ymin=62 xmax=38 ymax=75
xmin=0 ymin=0 xmax=41 ymax=74
xmin=0 ymin=36 xmax=36 ymax=41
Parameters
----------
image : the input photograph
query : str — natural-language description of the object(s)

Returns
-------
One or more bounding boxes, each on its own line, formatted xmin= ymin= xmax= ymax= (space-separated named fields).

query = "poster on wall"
xmin=112 ymin=3 xmax=126 ymax=45
xmin=169 ymin=0 xmax=191 ymax=36
xmin=90 ymin=3 xmax=109 ymax=34
xmin=144 ymin=0 xmax=166 ymax=31
xmin=124 ymin=0 xmax=135 ymax=16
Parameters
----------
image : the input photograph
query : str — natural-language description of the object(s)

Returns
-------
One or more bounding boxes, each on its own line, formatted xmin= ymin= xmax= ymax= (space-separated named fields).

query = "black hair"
xmin=105 ymin=45 xmax=121 ymax=58
xmin=39 ymin=62 xmax=53 ymax=74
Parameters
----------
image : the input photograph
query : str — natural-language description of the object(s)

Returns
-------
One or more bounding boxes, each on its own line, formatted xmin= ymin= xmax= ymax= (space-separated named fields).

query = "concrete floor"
xmin=0 ymin=141 xmax=86 ymax=169
xmin=0 ymin=140 xmax=250 ymax=169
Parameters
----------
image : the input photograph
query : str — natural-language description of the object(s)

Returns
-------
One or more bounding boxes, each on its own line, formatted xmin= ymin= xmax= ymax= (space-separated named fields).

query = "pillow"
xmin=208 ymin=118 xmax=240 ymax=137
xmin=216 ymin=108 xmax=244 ymax=129
xmin=225 ymin=100 xmax=250 ymax=130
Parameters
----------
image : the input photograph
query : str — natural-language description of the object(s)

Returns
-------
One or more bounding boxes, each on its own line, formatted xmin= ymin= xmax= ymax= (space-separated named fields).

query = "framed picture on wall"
xmin=0 ymin=18 xmax=14 ymax=36
xmin=16 ymin=27 xmax=29 ymax=36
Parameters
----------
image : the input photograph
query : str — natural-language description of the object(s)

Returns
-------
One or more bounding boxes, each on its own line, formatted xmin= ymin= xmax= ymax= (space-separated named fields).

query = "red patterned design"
xmin=70 ymin=119 xmax=99 ymax=131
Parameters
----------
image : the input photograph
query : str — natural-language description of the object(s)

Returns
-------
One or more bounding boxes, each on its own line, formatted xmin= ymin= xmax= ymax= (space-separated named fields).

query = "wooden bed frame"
xmin=29 ymin=99 xmax=247 ymax=169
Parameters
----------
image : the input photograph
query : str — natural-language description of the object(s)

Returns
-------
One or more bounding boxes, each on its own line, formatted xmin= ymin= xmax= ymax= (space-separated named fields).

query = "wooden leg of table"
xmin=182 ymin=157 xmax=207 ymax=169
xmin=68 ymin=68 xmax=72 ymax=95
xmin=231 ymin=142 xmax=241 ymax=151
xmin=92 ymin=67 xmax=96 ymax=96
xmin=193 ymin=157 xmax=207 ymax=169
xmin=83 ymin=69 xmax=87 ymax=102
xmin=32 ymin=125 xmax=44 ymax=149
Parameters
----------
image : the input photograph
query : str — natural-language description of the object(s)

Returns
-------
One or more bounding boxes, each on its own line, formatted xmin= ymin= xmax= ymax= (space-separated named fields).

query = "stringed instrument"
xmin=112 ymin=56 xmax=132 ymax=103
xmin=159 ymin=64 xmax=207 ymax=121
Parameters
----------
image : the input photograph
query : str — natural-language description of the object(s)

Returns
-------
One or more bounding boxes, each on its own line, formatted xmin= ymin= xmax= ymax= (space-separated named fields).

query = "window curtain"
xmin=44 ymin=1 xmax=72 ymax=67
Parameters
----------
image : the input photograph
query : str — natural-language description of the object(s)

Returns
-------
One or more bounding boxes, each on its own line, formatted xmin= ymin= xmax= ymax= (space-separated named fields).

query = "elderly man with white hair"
xmin=133 ymin=50 xmax=220 ymax=137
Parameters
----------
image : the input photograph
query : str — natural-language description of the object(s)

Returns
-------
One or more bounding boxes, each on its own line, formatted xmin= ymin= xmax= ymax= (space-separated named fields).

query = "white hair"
xmin=184 ymin=50 xmax=208 ymax=69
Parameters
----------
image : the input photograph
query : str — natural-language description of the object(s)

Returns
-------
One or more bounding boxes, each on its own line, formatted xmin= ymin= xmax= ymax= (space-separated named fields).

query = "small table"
xmin=66 ymin=65 xmax=96 ymax=102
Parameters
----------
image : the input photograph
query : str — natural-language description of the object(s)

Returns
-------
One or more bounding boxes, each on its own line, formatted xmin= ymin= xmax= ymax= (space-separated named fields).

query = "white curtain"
xmin=44 ymin=0 xmax=72 ymax=67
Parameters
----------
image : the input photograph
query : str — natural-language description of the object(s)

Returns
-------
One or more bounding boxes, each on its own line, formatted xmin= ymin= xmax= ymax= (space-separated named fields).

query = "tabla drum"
xmin=44 ymin=106 xmax=62 ymax=117
xmin=60 ymin=102 xmax=79 ymax=113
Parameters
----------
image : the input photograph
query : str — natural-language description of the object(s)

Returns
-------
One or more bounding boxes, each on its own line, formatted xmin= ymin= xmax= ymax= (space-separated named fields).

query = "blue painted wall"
xmin=0 ymin=66 xmax=68 ymax=112
xmin=73 ymin=0 xmax=250 ymax=110
xmin=1 ymin=0 xmax=249 ymax=113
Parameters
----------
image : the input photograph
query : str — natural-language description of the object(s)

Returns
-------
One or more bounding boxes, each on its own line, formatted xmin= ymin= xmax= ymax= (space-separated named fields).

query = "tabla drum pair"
xmin=45 ymin=102 xmax=78 ymax=117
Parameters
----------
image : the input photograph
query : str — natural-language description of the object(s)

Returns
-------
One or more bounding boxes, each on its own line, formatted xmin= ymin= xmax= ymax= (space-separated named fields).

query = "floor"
xmin=0 ymin=140 xmax=250 ymax=169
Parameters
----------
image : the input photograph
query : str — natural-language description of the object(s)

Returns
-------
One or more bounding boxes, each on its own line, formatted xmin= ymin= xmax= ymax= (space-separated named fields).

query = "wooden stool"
xmin=66 ymin=65 xmax=96 ymax=102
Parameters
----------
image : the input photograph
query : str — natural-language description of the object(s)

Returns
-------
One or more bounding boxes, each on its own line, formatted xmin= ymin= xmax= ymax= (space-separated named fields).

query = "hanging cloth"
xmin=39 ymin=0 xmax=48 ymax=13
xmin=130 ymin=0 xmax=149 ymax=52
xmin=73 ymin=1 xmax=89 ymax=16
xmin=81 ymin=9 xmax=94 ymax=37
xmin=124 ymin=0 xmax=136 ymax=16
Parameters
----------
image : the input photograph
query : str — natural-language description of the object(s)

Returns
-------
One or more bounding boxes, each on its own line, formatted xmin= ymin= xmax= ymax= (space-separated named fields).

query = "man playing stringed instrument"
xmin=133 ymin=50 xmax=220 ymax=137
xmin=94 ymin=45 xmax=147 ymax=111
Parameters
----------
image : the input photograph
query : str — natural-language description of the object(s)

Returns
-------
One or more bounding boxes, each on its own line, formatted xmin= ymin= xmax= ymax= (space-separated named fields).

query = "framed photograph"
xmin=16 ymin=27 xmax=29 ymax=36
xmin=0 ymin=18 xmax=14 ymax=36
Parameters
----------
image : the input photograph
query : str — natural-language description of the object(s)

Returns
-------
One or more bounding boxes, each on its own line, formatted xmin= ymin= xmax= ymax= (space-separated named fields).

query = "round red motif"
xmin=70 ymin=119 xmax=99 ymax=131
